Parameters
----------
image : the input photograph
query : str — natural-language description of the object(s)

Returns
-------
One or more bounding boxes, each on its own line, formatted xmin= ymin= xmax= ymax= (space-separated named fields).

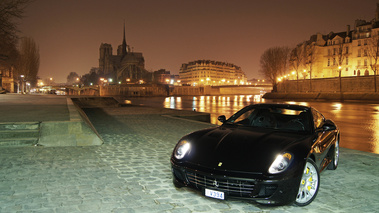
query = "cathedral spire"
xmin=122 ymin=21 xmax=127 ymax=55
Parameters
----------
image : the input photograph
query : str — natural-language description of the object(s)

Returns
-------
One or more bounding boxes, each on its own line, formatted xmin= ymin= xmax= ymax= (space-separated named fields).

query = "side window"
xmin=312 ymin=109 xmax=324 ymax=129
xmin=234 ymin=109 xmax=254 ymax=124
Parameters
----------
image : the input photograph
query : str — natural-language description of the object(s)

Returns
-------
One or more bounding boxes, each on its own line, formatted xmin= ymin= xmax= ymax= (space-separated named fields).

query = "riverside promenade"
xmin=0 ymin=94 xmax=378 ymax=212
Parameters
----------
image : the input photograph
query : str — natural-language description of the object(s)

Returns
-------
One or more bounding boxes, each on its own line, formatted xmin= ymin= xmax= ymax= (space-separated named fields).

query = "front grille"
xmin=186 ymin=171 xmax=256 ymax=198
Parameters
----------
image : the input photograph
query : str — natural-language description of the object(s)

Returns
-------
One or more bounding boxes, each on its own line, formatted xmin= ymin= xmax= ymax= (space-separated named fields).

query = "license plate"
xmin=205 ymin=188 xmax=225 ymax=200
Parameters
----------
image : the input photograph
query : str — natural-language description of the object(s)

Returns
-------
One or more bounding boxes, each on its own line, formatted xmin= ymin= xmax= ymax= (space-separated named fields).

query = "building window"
xmin=346 ymin=47 xmax=349 ymax=54
xmin=358 ymin=40 xmax=361 ymax=46
xmin=328 ymin=58 xmax=330 ymax=66
xmin=364 ymin=40 xmax=368 ymax=45
xmin=328 ymin=49 xmax=331 ymax=56
xmin=364 ymin=49 xmax=367 ymax=56
xmin=346 ymin=57 xmax=349 ymax=65
xmin=358 ymin=49 xmax=361 ymax=57
xmin=364 ymin=59 xmax=368 ymax=66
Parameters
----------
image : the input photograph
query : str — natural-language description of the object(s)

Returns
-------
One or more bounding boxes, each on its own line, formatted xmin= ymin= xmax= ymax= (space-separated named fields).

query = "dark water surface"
xmin=125 ymin=95 xmax=379 ymax=154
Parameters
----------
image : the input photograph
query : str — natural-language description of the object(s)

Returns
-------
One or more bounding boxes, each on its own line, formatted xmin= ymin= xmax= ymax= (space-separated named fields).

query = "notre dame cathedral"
xmin=98 ymin=25 xmax=151 ymax=83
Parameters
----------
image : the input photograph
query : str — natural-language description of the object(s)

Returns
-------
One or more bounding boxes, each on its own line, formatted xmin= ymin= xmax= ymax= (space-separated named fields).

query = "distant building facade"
xmin=98 ymin=25 xmax=151 ymax=83
xmin=153 ymin=69 xmax=180 ymax=85
xmin=290 ymin=4 xmax=379 ymax=80
xmin=153 ymin=69 xmax=171 ymax=84
xmin=0 ymin=66 xmax=14 ymax=93
xmin=179 ymin=60 xmax=247 ymax=86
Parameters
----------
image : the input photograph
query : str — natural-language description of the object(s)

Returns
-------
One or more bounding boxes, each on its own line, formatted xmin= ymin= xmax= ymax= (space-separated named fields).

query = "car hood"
xmin=184 ymin=126 xmax=311 ymax=174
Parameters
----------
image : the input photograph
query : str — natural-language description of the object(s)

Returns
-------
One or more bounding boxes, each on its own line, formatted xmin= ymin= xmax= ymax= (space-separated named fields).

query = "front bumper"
xmin=171 ymin=163 xmax=302 ymax=205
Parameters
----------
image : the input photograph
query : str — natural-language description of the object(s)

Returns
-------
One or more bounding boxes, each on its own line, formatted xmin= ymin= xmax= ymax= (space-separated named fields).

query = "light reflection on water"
xmin=127 ymin=95 xmax=379 ymax=154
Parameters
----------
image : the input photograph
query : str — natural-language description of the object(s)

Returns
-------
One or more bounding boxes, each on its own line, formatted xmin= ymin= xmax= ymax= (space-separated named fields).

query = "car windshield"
xmin=225 ymin=105 xmax=311 ymax=132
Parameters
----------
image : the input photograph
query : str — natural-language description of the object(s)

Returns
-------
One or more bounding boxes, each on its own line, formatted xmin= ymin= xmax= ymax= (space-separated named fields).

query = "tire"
xmin=327 ymin=136 xmax=339 ymax=170
xmin=295 ymin=158 xmax=320 ymax=206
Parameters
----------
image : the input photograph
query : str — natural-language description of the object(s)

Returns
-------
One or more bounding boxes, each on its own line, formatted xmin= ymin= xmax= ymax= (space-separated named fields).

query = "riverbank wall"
xmin=277 ymin=76 xmax=379 ymax=93
xmin=265 ymin=76 xmax=379 ymax=101
xmin=263 ymin=92 xmax=379 ymax=101
xmin=66 ymin=84 xmax=271 ymax=97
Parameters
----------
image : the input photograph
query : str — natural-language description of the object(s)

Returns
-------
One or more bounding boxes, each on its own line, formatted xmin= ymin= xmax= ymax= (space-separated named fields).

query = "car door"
xmin=311 ymin=108 xmax=336 ymax=168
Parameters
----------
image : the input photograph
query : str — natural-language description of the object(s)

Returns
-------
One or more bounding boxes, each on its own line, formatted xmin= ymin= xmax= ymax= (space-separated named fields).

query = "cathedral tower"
xmin=121 ymin=22 xmax=127 ymax=55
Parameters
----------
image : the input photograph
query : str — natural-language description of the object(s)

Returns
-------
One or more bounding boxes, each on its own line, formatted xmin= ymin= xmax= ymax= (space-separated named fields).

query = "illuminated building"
xmin=290 ymin=4 xmax=379 ymax=79
xmin=0 ymin=66 xmax=14 ymax=93
xmin=98 ymin=24 xmax=151 ymax=83
xmin=179 ymin=60 xmax=247 ymax=86
xmin=153 ymin=69 xmax=180 ymax=85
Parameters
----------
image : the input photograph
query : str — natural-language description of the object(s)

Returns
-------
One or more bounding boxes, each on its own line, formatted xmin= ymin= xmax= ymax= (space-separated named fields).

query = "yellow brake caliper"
xmin=307 ymin=167 xmax=312 ymax=191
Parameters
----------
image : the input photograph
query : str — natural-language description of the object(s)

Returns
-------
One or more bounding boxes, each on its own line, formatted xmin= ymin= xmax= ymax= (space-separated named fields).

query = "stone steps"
xmin=0 ymin=122 xmax=40 ymax=147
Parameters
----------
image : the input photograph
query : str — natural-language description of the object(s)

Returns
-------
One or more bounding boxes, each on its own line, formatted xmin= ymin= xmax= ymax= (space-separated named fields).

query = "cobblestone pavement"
xmin=0 ymin=106 xmax=378 ymax=212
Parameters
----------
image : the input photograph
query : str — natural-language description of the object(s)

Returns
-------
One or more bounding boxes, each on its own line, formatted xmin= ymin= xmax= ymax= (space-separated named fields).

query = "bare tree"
xmin=259 ymin=46 xmax=291 ymax=92
xmin=366 ymin=30 xmax=379 ymax=92
xmin=14 ymin=37 xmax=40 ymax=87
xmin=67 ymin=72 xmax=80 ymax=85
xmin=289 ymin=43 xmax=306 ymax=92
xmin=0 ymin=0 xmax=30 ymax=64
xmin=334 ymin=40 xmax=348 ymax=92
xmin=304 ymin=42 xmax=318 ymax=91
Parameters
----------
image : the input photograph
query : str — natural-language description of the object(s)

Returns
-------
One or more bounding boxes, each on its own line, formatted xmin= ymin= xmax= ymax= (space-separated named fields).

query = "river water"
xmin=125 ymin=95 xmax=379 ymax=155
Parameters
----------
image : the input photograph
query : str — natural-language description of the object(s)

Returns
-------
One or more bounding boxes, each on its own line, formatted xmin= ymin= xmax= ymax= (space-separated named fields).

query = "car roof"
xmin=250 ymin=103 xmax=311 ymax=111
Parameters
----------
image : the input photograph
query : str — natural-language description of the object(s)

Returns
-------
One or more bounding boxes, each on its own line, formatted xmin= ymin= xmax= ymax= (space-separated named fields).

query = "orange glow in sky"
xmin=19 ymin=0 xmax=378 ymax=82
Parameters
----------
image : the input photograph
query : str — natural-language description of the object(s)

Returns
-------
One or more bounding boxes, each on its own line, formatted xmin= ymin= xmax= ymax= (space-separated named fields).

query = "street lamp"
xmin=20 ymin=75 xmax=25 ymax=94
xmin=338 ymin=66 xmax=342 ymax=93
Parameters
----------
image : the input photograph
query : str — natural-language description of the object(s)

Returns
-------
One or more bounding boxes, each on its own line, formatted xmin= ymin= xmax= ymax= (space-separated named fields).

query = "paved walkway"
xmin=0 ymin=93 xmax=69 ymax=122
xmin=0 ymin=94 xmax=378 ymax=212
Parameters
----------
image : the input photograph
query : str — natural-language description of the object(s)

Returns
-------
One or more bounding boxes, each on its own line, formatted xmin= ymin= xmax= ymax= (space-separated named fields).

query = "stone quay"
xmin=0 ymin=93 xmax=378 ymax=212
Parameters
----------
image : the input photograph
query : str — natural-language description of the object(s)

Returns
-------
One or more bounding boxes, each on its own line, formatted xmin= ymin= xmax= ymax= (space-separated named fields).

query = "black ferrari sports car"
xmin=171 ymin=103 xmax=339 ymax=206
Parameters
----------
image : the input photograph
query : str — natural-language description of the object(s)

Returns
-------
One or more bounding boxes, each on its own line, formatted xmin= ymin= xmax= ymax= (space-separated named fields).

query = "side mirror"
xmin=218 ymin=115 xmax=226 ymax=123
xmin=322 ymin=119 xmax=336 ymax=131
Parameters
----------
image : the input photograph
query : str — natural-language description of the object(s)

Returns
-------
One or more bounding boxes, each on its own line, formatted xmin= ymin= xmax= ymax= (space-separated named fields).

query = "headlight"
xmin=174 ymin=140 xmax=191 ymax=159
xmin=268 ymin=153 xmax=292 ymax=174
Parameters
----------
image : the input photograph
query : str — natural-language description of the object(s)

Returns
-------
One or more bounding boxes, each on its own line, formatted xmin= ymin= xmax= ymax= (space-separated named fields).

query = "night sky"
xmin=19 ymin=0 xmax=378 ymax=83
